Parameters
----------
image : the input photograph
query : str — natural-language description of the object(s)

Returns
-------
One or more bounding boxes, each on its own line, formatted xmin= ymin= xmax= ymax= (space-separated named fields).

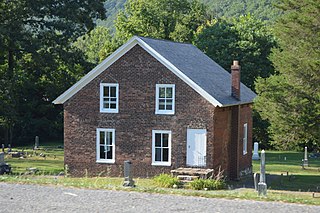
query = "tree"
xmin=0 ymin=0 xmax=106 ymax=145
xmin=255 ymin=0 xmax=320 ymax=150
xmin=115 ymin=0 xmax=209 ymax=43
xmin=74 ymin=26 xmax=117 ymax=64
xmin=195 ymin=15 xmax=276 ymax=90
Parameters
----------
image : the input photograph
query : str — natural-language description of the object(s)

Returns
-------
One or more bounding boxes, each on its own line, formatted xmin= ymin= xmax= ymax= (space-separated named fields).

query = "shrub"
xmin=189 ymin=178 xmax=225 ymax=190
xmin=153 ymin=174 xmax=181 ymax=188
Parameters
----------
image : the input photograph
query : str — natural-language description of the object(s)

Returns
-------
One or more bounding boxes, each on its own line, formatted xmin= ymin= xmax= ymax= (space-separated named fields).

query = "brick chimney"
xmin=231 ymin=60 xmax=241 ymax=100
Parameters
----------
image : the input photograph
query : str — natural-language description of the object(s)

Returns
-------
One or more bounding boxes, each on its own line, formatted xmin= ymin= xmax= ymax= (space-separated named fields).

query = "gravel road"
xmin=0 ymin=183 xmax=319 ymax=213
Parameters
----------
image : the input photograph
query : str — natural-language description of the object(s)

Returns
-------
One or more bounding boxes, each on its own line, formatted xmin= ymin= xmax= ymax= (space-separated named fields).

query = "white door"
xmin=187 ymin=129 xmax=207 ymax=167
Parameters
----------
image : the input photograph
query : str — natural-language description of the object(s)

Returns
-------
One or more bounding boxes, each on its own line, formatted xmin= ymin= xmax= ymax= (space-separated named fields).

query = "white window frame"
xmin=96 ymin=128 xmax=115 ymax=163
xmin=243 ymin=123 xmax=248 ymax=155
xmin=155 ymin=84 xmax=175 ymax=115
xmin=152 ymin=130 xmax=172 ymax=166
xmin=100 ymin=83 xmax=119 ymax=113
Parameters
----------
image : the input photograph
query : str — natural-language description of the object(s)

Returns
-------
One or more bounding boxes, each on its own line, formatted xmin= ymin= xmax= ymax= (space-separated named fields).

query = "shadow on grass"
xmin=228 ymin=173 xmax=320 ymax=192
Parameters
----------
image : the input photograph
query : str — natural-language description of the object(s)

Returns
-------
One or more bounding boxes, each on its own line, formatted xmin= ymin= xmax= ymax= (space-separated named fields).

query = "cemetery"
xmin=0 ymin=140 xmax=319 ymax=205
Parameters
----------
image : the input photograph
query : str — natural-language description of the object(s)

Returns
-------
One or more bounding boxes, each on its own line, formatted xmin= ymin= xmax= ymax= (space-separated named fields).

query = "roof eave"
xmin=52 ymin=36 xmax=224 ymax=107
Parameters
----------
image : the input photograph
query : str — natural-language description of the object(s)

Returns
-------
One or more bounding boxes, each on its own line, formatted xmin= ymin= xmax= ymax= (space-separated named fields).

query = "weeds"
xmin=153 ymin=174 xmax=182 ymax=188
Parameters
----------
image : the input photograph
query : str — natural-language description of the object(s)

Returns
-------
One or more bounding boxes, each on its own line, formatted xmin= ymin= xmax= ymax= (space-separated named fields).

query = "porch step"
xmin=177 ymin=175 xmax=199 ymax=182
xmin=171 ymin=168 xmax=214 ymax=179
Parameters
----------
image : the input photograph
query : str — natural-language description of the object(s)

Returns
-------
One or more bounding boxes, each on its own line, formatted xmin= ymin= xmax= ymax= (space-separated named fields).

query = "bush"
xmin=189 ymin=178 xmax=225 ymax=190
xmin=153 ymin=174 xmax=181 ymax=188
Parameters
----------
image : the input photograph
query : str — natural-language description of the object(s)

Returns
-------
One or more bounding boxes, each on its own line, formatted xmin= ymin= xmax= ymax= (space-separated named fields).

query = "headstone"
xmin=34 ymin=136 xmax=39 ymax=149
xmin=303 ymin=146 xmax=309 ymax=167
xmin=7 ymin=144 xmax=11 ymax=153
xmin=123 ymin=160 xmax=135 ymax=187
xmin=1 ymin=144 xmax=4 ymax=153
xmin=0 ymin=152 xmax=4 ymax=165
xmin=252 ymin=142 xmax=260 ymax=160
xmin=253 ymin=172 xmax=259 ymax=191
xmin=258 ymin=150 xmax=267 ymax=196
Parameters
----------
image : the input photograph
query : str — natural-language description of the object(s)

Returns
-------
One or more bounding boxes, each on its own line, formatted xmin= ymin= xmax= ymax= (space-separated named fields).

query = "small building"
xmin=53 ymin=36 xmax=256 ymax=179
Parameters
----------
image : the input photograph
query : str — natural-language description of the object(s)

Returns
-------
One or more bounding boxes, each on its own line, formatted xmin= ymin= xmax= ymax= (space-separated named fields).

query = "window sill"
xmin=100 ymin=109 xmax=119 ymax=113
xmin=152 ymin=162 xmax=171 ymax=166
xmin=96 ymin=160 xmax=115 ymax=164
xmin=155 ymin=110 xmax=175 ymax=115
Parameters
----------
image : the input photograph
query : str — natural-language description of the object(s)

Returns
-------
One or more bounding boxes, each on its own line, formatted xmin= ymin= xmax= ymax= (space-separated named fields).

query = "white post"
xmin=252 ymin=142 xmax=260 ymax=160
xmin=258 ymin=150 xmax=267 ymax=196
xmin=303 ymin=146 xmax=308 ymax=167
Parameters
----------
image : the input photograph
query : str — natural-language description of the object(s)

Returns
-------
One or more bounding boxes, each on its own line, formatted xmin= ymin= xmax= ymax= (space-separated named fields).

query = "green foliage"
xmin=189 ymin=178 xmax=225 ymax=190
xmin=195 ymin=15 xmax=276 ymax=90
xmin=0 ymin=0 xmax=106 ymax=145
xmin=115 ymin=0 xmax=209 ymax=43
xmin=254 ymin=0 xmax=320 ymax=150
xmin=203 ymin=0 xmax=282 ymax=22
xmin=74 ymin=26 xmax=118 ymax=64
xmin=153 ymin=174 xmax=181 ymax=188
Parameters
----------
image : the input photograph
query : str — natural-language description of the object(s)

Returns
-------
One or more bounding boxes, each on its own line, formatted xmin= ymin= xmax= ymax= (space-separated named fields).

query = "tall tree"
xmin=115 ymin=0 xmax=209 ymax=43
xmin=0 ymin=0 xmax=105 ymax=145
xmin=74 ymin=26 xmax=117 ymax=64
xmin=255 ymin=0 xmax=320 ymax=150
xmin=195 ymin=14 xmax=276 ymax=91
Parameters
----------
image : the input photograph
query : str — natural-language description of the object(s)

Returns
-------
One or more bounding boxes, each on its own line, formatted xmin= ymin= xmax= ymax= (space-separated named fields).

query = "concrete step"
xmin=177 ymin=175 xmax=199 ymax=182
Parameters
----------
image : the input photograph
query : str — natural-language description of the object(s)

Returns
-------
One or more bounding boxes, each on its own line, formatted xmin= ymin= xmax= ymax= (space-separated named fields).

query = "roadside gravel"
xmin=0 ymin=183 xmax=319 ymax=213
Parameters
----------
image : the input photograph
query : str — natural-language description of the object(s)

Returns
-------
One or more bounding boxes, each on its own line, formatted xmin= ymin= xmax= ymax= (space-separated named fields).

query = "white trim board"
xmin=53 ymin=36 xmax=223 ymax=107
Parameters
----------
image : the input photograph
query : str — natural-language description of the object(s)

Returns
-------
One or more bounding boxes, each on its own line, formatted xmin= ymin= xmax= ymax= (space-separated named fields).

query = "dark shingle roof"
xmin=139 ymin=36 xmax=256 ymax=106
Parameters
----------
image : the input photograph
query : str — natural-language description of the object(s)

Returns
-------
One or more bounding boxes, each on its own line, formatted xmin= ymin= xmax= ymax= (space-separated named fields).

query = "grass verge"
xmin=0 ymin=175 xmax=320 ymax=205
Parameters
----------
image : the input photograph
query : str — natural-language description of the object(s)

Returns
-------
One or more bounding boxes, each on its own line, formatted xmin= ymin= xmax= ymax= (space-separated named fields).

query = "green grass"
xmin=3 ymin=141 xmax=64 ymax=175
xmin=252 ymin=151 xmax=320 ymax=192
xmin=1 ymin=146 xmax=320 ymax=205
xmin=1 ymin=175 xmax=320 ymax=205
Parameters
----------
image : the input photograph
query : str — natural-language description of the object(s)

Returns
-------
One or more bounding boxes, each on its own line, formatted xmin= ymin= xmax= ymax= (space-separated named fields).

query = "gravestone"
xmin=34 ymin=136 xmax=39 ymax=149
xmin=303 ymin=146 xmax=308 ymax=167
xmin=123 ymin=160 xmax=135 ymax=187
xmin=1 ymin=144 xmax=4 ymax=153
xmin=258 ymin=150 xmax=267 ymax=196
xmin=7 ymin=144 xmax=11 ymax=153
xmin=0 ymin=152 xmax=4 ymax=165
xmin=252 ymin=142 xmax=260 ymax=160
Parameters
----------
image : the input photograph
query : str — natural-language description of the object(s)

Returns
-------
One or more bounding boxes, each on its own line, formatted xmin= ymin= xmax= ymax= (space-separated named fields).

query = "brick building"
xmin=53 ymin=36 xmax=256 ymax=179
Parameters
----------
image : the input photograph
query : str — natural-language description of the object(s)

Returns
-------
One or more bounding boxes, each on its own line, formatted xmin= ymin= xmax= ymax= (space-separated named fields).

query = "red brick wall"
xmin=212 ymin=104 xmax=253 ymax=179
xmin=63 ymin=44 xmax=253 ymax=178
xmin=64 ymin=45 xmax=217 ymax=177
xmin=238 ymin=104 xmax=253 ymax=175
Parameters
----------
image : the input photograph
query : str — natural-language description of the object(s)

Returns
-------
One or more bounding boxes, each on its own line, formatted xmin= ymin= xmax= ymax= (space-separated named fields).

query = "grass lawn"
xmin=3 ymin=140 xmax=64 ymax=175
xmin=252 ymin=151 xmax=320 ymax=192
xmin=1 ymin=143 xmax=320 ymax=205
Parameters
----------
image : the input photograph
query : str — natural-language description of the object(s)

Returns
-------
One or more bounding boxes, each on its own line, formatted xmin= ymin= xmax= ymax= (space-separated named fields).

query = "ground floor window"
xmin=96 ymin=128 xmax=115 ymax=163
xmin=152 ymin=130 xmax=171 ymax=166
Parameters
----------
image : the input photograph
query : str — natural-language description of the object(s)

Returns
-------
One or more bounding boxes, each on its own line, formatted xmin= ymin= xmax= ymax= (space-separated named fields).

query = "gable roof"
xmin=53 ymin=36 xmax=256 ymax=107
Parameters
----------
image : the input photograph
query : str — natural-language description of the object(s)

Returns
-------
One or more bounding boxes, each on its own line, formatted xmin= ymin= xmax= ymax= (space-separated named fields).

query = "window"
xmin=152 ymin=130 xmax=172 ymax=166
xmin=96 ymin=128 xmax=115 ymax=163
xmin=155 ymin=84 xmax=175 ymax=115
xmin=243 ymin=123 xmax=248 ymax=155
xmin=100 ymin=83 xmax=119 ymax=113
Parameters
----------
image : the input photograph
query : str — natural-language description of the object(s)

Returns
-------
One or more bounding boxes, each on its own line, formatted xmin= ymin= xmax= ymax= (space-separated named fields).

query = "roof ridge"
xmin=137 ymin=36 xmax=193 ymax=46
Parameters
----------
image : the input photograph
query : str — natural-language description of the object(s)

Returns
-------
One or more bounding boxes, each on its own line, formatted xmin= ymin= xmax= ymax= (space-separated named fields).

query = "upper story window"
xmin=243 ymin=123 xmax=248 ymax=155
xmin=155 ymin=84 xmax=175 ymax=115
xmin=100 ymin=83 xmax=119 ymax=113
xmin=96 ymin=128 xmax=115 ymax=163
